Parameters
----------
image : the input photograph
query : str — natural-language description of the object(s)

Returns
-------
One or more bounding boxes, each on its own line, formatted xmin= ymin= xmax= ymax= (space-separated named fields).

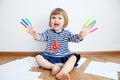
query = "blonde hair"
xmin=49 ymin=8 xmax=69 ymax=28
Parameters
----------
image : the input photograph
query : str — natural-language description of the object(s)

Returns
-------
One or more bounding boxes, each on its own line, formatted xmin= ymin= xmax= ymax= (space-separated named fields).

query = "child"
xmin=27 ymin=8 xmax=89 ymax=80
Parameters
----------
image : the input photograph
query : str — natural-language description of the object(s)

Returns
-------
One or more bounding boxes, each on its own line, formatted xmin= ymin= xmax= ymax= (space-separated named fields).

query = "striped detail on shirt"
xmin=39 ymin=29 xmax=82 ymax=56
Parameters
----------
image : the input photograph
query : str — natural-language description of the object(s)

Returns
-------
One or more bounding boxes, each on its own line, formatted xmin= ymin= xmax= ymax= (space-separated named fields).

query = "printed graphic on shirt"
xmin=49 ymin=40 xmax=60 ymax=53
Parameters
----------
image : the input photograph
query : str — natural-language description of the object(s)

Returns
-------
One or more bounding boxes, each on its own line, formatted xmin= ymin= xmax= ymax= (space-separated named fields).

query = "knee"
xmin=35 ymin=55 xmax=39 ymax=59
xmin=71 ymin=55 xmax=77 ymax=61
xmin=35 ymin=55 xmax=42 ymax=61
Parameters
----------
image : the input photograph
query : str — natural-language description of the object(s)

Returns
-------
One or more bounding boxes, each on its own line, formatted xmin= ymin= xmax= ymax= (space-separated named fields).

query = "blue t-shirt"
xmin=39 ymin=29 xmax=82 ymax=57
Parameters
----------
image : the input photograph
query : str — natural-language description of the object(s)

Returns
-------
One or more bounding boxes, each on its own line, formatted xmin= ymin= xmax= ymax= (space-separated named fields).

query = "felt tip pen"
xmin=84 ymin=18 xmax=91 ymax=27
xmin=25 ymin=18 xmax=32 ymax=26
xmin=21 ymin=19 xmax=29 ymax=26
xmin=87 ymin=20 xmax=96 ymax=27
xmin=20 ymin=22 xmax=27 ymax=28
xmin=18 ymin=27 xmax=28 ymax=32
xmin=88 ymin=21 xmax=96 ymax=30
xmin=90 ymin=27 xmax=98 ymax=33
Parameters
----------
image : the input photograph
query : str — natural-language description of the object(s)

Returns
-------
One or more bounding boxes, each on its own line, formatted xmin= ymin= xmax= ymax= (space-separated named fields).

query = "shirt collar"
xmin=52 ymin=29 xmax=64 ymax=34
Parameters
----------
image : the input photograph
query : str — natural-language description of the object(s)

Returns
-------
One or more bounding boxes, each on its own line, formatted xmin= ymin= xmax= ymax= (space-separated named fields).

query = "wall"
xmin=0 ymin=0 xmax=120 ymax=51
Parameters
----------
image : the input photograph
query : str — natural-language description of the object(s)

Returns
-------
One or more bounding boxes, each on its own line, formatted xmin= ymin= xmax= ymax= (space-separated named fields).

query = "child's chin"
xmin=54 ymin=27 xmax=59 ymax=30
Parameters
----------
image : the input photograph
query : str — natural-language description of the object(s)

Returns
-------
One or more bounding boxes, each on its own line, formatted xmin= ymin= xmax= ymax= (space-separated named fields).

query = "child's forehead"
xmin=52 ymin=12 xmax=62 ymax=15
xmin=51 ymin=14 xmax=64 ymax=17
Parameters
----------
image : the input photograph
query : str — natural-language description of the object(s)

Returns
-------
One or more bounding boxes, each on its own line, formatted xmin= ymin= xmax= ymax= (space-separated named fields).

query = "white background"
xmin=0 ymin=0 xmax=120 ymax=51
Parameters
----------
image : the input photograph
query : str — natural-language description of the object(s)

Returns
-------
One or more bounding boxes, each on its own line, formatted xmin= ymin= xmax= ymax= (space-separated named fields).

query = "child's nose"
xmin=55 ymin=18 xmax=59 ymax=22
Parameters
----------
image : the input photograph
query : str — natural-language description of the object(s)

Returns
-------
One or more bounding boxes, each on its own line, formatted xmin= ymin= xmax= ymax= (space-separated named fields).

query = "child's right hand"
xmin=27 ymin=26 xmax=40 ymax=40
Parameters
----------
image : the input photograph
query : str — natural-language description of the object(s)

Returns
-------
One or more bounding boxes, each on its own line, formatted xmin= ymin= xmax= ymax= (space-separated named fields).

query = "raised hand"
xmin=26 ymin=26 xmax=38 ymax=37
xmin=19 ymin=18 xmax=40 ymax=40
xmin=26 ymin=26 xmax=40 ymax=40
xmin=78 ymin=19 xmax=97 ymax=39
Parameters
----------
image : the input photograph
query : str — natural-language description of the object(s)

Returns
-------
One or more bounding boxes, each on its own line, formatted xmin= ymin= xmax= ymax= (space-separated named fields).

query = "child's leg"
xmin=56 ymin=55 xmax=77 ymax=80
xmin=35 ymin=55 xmax=61 ymax=75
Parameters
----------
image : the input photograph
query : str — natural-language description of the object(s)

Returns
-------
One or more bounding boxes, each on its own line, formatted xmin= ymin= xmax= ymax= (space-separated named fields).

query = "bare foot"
xmin=56 ymin=72 xmax=70 ymax=80
xmin=52 ymin=65 xmax=61 ymax=76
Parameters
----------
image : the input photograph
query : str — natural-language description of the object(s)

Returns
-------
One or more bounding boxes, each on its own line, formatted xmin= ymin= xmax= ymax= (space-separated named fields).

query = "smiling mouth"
xmin=54 ymin=23 xmax=59 ymax=27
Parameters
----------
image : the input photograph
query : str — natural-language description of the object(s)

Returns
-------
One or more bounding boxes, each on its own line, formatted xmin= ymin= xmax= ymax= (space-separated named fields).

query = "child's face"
xmin=50 ymin=15 xmax=64 ymax=32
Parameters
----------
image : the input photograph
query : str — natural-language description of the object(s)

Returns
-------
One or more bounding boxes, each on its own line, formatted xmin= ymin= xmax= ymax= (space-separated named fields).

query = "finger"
xmin=87 ymin=20 xmax=96 ymax=27
xmin=18 ymin=27 xmax=28 ymax=32
xmin=82 ymin=19 xmax=91 ymax=30
xmin=27 ymin=27 xmax=37 ymax=34
xmin=21 ymin=19 xmax=29 ymax=26
xmin=83 ymin=18 xmax=91 ymax=27
xmin=26 ymin=26 xmax=34 ymax=30
xmin=25 ymin=18 xmax=32 ymax=26
xmin=87 ymin=21 xmax=96 ymax=31
xmin=89 ymin=27 xmax=98 ymax=33
xmin=26 ymin=26 xmax=31 ymax=31
xmin=79 ymin=31 xmax=89 ymax=39
xmin=20 ymin=21 xmax=27 ymax=28
xmin=82 ymin=25 xmax=89 ymax=31
xmin=81 ymin=26 xmax=90 ymax=33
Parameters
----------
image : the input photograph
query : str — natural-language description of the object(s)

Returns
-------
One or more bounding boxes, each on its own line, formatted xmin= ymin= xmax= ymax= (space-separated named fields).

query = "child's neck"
xmin=55 ymin=29 xmax=63 ymax=33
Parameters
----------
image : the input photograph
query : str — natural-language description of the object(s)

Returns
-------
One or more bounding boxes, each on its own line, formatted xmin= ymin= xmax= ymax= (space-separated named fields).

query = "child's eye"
xmin=59 ymin=17 xmax=62 ymax=19
xmin=52 ymin=17 xmax=56 ymax=19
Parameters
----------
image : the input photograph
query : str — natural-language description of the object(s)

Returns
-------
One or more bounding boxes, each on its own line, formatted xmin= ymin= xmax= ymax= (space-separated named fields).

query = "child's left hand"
xmin=78 ymin=23 xmax=95 ymax=39
xmin=78 ymin=19 xmax=97 ymax=39
xmin=78 ymin=26 xmax=91 ymax=39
